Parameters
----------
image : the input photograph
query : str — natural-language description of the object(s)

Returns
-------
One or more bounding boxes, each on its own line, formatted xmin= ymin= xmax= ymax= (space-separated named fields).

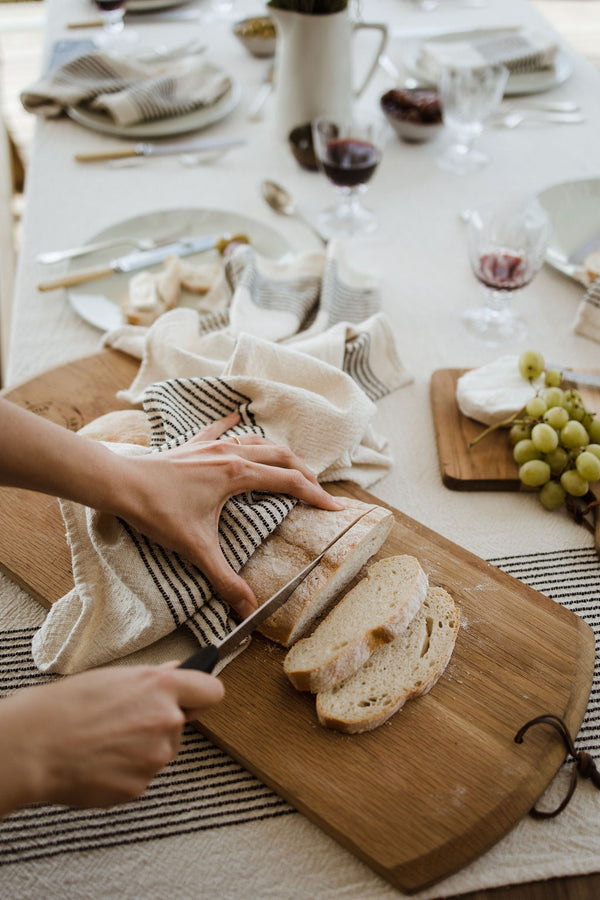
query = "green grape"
xmin=519 ymin=459 xmax=551 ymax=487
xmin=513 ymin=439 xmax=542 ymax=464
xmin=518 ymin=350 xmax=545 ymax=382
xmin=525 ymin=396 xmax=547 ymax=418
xmin=540 ymin=387 xmax=565 ymax=408
xmin=544 ymin=369 xmax=563 ymax=388
xmin=563 ymin=389 xmax=585 ymax=421
xmin=560 ymin=468 xmax=589 ymax=497
xmin=576 ymin=451 xmax=600 ymax=482
xmin=531 ymin=423 xmax=559 ymax=453
xmin=545 ymin=446 xmax=570 ymax=476
xmin=540 ymin=480 xmax=566 ymax=510
xmin=543 ymin=406 xmax=569 ymax=429
xmin=560 ymin=420 xmax=590 ymax=449
xmin=587 ymin=417 xmax=600 ymax=442
xmin=586 ymin=443 xmax=600 ymax=460
xmin=509 ymin=422 xmax=532 ymax=445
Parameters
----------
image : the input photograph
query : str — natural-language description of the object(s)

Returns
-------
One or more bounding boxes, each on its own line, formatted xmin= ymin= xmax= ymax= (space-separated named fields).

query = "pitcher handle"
xmin=352 ymin=22 xmax=389 ymax=97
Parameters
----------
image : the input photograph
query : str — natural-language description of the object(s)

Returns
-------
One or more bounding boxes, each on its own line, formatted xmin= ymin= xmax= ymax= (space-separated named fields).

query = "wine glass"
xmin=312 ymin=114 xmax=388 ymax=238
xmin=436 ymin=62 xmax=508 ymax=175
xmin=462 ymin=199 xmax=550 ymax=345
xmin=94 ymin=0 xmax=137 ymax=51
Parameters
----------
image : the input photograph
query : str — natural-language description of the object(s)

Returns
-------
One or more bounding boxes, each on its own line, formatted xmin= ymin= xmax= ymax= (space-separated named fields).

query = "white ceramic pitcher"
xmin=270 ymin=8 xmax=388 ymax=137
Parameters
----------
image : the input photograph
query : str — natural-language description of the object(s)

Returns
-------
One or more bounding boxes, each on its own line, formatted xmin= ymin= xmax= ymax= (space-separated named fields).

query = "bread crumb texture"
xmin=316 ymin=585 xmax=459 ymax=733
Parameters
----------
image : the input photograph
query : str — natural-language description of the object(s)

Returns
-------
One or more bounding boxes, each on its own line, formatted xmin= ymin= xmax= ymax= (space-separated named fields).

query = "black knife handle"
xmin=179 ymin=645 xmax=219 ymax=673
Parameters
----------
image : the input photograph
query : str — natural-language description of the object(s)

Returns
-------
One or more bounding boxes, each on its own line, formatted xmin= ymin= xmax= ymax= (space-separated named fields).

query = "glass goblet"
xmin=312 ymin=114 xmax=387 ymax=238
xmin=94 ymin=0 xmax=137 ymax=51
xmin=462 ymin=200 xmax=550 ymax=346
xmin=436 ymin=62 xmax=508 ymax=175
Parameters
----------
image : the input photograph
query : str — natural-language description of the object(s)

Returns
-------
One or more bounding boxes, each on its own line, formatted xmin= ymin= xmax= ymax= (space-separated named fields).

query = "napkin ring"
xmin=515 ymin=713 xmax=600 ymax=818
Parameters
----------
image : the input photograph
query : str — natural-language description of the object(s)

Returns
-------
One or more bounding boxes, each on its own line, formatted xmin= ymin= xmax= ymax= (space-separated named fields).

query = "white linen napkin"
xmin=20 ymin=50 xmax=231 ymax=125
xmin=574 ymin=276 xmax=600 ymax=344
xmin=418 ymin=27 xmax=559 ymax=80
xmin=32 ymin=331 xmax=402 ymax=675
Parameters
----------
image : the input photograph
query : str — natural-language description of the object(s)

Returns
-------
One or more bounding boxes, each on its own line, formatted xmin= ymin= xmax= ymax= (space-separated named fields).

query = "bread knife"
xmin=37 ymin=233 xmax=225 ymax=292
xmin=179 ymin=506 xmax=374 ymax=674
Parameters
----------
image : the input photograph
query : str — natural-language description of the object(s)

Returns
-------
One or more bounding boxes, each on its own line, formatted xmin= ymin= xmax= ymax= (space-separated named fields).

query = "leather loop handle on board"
xmin=515 ymin=713 xmax=600 ymax=818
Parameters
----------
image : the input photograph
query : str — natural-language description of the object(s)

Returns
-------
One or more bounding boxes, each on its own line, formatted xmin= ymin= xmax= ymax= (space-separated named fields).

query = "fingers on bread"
xmin=283 ymin=555 xmax=428 ymax=693
xmin=315 ymin=585 xmax=459 ymax=733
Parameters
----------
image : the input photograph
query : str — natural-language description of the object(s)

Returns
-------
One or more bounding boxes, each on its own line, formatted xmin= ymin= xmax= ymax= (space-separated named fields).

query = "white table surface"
xmin=2 ymin=0 xmax=600 ymax=897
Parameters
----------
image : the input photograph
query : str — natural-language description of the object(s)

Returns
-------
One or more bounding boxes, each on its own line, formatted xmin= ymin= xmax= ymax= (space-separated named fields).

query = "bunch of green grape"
xmin=510 ymin=351 xmax=600 ymax=510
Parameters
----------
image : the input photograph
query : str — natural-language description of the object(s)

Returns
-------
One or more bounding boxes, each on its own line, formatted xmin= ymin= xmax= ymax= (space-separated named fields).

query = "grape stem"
xmin=469 ymin=407 xmax=526 ymax=448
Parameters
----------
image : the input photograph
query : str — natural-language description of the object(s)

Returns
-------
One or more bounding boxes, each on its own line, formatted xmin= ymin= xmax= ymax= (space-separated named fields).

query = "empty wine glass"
xmin=436 ymin=62 xmax=508 ymax=175
xmin=462 ymin=199 xmax=550 ymax=345
xmin=312 ymin=114 xmax=388 ymax=238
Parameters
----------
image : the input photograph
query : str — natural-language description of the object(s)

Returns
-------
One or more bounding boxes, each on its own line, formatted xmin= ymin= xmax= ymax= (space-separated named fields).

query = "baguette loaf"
xmin=316 ymin=585 xmax=459 ymax=733
xmin=283 ymin=555 xmax=428 ymax=693
xmin=78 ymin=410 xmax=151 ymax=446
xmin=243 ymin=498 xmax=394 ymax=647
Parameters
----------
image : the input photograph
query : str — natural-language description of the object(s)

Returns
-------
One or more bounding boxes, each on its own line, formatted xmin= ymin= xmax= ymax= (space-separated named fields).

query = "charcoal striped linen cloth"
xmin=4 ymin=547 xmax=600 ymax=869
xmin=20 ymin=49 xmax=231 ymax=126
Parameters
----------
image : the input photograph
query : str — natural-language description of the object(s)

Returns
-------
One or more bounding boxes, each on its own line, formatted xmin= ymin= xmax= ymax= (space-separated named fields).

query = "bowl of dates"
xmin=380 ymin=88 xmax=442 ymax=143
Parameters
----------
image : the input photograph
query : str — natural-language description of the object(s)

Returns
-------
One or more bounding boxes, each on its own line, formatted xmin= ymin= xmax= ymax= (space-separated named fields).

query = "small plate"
xmin=67 ymin=207 xmax=292 ymax=332
xmin=404 ymin=29 xmax=572 ymax=97
xmin=536 ymin=178 xmax=600 ymax=284
xmin=67 ymin=77 xmax=240 ymax=139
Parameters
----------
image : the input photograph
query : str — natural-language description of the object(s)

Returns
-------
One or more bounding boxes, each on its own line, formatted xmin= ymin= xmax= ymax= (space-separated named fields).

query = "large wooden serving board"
xmin=431 ymin=367 xmax=600 ymax=491
xmin=0 ymin=352 xmax=595 ymax=894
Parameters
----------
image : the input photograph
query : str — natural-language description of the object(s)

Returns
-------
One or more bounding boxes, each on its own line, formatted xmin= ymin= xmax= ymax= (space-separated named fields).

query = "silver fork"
xmin=36 ymin=231 xmax=181 ymax=265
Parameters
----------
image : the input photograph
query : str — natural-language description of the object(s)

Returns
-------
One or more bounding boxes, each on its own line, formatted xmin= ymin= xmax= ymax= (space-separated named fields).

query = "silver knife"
xmin=179 ymin=507 xmax=374 ymax=674
xmin=37 ymin=233 xmax=225 ymax=292
xmin=567 ymin=227 xmax=600 ymax=265
xmin=68 ymin=9 xmax=202 ymax=27
xmin=547 ymin=364 xmax=600 ymax=390
xmin=75 ymin=138 xmax=246 ymax=163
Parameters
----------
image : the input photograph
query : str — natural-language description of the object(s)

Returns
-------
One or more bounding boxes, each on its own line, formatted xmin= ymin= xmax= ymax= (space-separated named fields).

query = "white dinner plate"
xmin=536 ymin=178 xmax=600 ymax=284
xmin=67 ymin=77 xmax=240 ymax=139
xmin=67 ymin=207 xmax=292 ymax=332
xmin=404 ymin=29 xmax=572 ymax=96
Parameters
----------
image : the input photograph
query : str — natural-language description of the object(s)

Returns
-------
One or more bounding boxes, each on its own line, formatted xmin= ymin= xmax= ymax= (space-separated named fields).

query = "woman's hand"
xmin=0 ymin=663 xmax=224 ymax=818
xmin=116 ymin=412 xmax=344 ymax=617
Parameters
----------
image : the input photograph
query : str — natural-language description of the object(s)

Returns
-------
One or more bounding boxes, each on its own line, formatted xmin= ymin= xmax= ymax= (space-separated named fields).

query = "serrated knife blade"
xmin=37 ymin=233 xmax=224 ymax=292
xmin=179 ymin=506 xmax=374 ymax=674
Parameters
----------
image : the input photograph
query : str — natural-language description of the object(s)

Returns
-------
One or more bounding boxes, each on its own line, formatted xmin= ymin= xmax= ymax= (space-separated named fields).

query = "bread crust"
xmin=240 ymin=499 xmax=394 ymax=647
xmin=78 ymin=410 xmax=151 ymax=446
xmin=283 ymin=555 xmax=428 ymax=693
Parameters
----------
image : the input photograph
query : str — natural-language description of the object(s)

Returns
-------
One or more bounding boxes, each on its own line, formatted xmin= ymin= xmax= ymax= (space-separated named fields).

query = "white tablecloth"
xmin=2 ymin=0 xmax=600 ymax=897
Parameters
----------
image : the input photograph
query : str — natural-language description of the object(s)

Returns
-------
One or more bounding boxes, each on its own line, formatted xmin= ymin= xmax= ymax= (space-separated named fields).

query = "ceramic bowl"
xmin=288 ymin=123 xmax=319 ymax=171
xmin=233 ymin=16 xmax=277 ymax=58
xmin=380 ymin=88 xmax=443 ymax=143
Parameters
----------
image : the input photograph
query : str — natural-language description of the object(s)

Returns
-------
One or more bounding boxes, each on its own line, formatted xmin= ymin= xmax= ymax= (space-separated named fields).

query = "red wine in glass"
xmin=95 ymin=0 xmax=125 ymax=9
xmin=321 ymin=138 xmax=381 ymax=189
xmin=475 ymin=252 xmax=533 ymax=291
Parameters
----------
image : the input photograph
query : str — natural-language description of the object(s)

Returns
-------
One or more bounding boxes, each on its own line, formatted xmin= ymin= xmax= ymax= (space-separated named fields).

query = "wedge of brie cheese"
xmin=456 ymin=355 xmax=543 ymax=425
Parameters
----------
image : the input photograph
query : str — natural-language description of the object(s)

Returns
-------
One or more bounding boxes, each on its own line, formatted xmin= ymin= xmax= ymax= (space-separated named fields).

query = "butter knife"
xmin=75 ymin=138 xmax=246 ymax=163
xmin=37 ymin=233 xmax=225 ymax=292
xmin=547 ymin=364 xmax=600 ymax=390
xmin=179 ymin=507 xmax=373 ymax=674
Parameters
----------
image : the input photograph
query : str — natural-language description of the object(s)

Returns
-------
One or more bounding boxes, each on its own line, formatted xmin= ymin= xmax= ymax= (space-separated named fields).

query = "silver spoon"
xmin=261 ymin=180 xmax=327 ymax=245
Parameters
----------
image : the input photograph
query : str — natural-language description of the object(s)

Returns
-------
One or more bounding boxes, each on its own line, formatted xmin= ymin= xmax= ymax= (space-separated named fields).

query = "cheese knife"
xmin=37 ymin=233 xmax=225 ymax=291
xmin=546 ymin=364 xmax=600 ymax=390
xmin=179 ymin=507 xmax=373 ymax=674
xmin=75 ymin=138 xmax=246 ymax=163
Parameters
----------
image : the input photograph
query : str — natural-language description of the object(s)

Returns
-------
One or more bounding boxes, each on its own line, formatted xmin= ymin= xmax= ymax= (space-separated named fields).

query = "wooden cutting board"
xmin=0 ymin=352 xmax=594 ymax=894
xmin=430 ymin=367 xmax=600 ymax=491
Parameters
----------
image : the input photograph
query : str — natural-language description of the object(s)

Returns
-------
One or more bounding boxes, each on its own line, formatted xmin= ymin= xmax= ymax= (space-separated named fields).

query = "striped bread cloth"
xmin=20 ymin=48 xmax=231 ymax=126
xmin=32 ymin=327 xmax=407 ymax=674
xmin=574 ymin=276 xmax=600 ymax=344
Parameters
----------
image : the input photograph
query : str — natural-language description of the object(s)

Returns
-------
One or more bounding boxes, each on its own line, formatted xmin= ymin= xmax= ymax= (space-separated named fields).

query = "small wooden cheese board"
xmin=0 ymin=352 xmax=595 ymax=894
xmin=430 ymin=367 xmax=600 ymax=491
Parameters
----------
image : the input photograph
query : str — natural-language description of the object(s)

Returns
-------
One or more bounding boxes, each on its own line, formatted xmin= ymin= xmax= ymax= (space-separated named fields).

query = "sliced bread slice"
xmin=316 ymin=585 xmax=459 ymax=733
xmin=283 ymin=555 xmax=428 ymax=693
xmin=244 ymin=498 xmax=394 ymax=647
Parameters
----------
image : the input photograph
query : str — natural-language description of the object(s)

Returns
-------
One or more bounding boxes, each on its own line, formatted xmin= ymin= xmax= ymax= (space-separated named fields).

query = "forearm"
xmin=0 ymin=695 xmax=44 ymax=818
xmin=0 ymin=400 xmax=126 ymax=514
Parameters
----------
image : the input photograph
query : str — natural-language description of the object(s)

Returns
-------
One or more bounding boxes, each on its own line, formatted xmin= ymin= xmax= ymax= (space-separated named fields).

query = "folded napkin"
xmin=21 ymin=49 xmax=231 ymax=125
xmin=418 ymin=28 xmax=559 ymax=79
xmin=574 ymin=276 xmax=600 ymax=344
xmin=32 ymin=333 xmax=395 ymax=674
